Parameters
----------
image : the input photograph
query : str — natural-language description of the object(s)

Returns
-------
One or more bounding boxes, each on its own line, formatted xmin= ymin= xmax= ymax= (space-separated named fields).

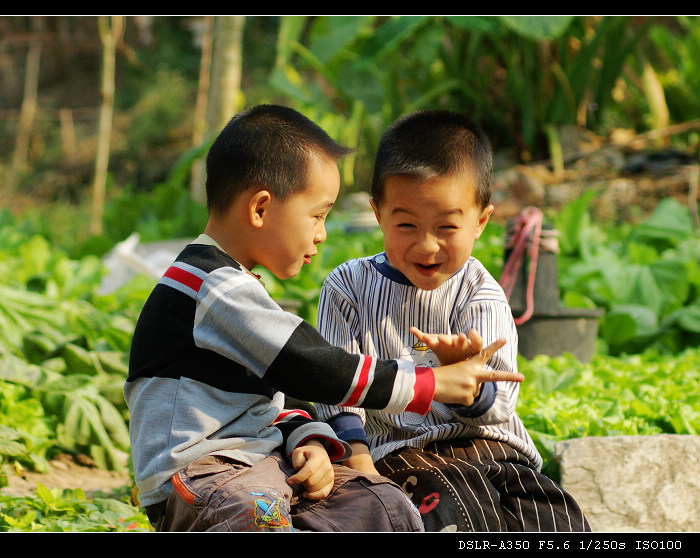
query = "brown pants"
xmin=146 ymin=453 xmax=424 ymax=532
xmin=375 ymin=439 xmax=590 ymax=532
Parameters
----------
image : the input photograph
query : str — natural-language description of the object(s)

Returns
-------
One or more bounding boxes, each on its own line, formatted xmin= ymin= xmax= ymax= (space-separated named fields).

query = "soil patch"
xmin=2 ymin=453 xmax=132 ymax=499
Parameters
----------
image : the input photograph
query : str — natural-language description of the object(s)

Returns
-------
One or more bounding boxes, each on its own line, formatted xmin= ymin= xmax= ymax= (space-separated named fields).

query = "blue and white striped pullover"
xmin=315 ymin=253 xmax=542 ymax=470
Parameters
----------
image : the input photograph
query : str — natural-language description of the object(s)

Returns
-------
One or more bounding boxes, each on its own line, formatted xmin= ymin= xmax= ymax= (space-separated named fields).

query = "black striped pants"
xmin=375 ymin=438 xmax=590 ymax=532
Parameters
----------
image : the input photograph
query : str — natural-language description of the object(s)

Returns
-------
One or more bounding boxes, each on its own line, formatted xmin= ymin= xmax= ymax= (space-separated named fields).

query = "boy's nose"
xmin=415 ymin=233 xmax=439 ymax=253
xmin=314 ymin=224 xmax=327 ymax=244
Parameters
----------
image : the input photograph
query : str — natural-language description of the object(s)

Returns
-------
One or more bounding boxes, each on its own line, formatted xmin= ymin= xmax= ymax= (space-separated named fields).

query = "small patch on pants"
xmin=249 ymin=491 xmax=292 ymax=529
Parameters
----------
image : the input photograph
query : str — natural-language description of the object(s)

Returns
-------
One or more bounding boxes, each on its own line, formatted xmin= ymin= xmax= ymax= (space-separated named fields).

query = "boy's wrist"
xmin=343 ymin=442 xmax=379 ymax=474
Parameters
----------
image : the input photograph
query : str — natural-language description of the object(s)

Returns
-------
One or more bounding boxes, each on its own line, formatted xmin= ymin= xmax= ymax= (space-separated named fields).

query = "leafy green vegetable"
xmin=0 ymin=484 xmax=150 ymax=532
xmin=556 ymin=196 xmax=700 ymax=354
xmin=517 ymin=348 xmax=700 ymax=479
xmin=0 ymin=223 xmax=138 ymax=474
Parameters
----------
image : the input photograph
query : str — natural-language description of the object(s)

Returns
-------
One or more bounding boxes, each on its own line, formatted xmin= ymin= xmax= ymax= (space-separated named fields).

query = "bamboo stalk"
xmin=59 ymin=108 xmax=76 ymax=161
xmin=189 ymin=16 xmax=213 ymax=204
xmin=90 ymin=16 xmax=123 ymax=236
xmin=10 ymin=38 xmax=41 ymax=186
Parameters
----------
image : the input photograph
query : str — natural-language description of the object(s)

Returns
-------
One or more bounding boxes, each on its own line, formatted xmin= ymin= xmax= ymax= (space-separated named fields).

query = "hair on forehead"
xmin=371 ymin=110 xmax=493 ymax=209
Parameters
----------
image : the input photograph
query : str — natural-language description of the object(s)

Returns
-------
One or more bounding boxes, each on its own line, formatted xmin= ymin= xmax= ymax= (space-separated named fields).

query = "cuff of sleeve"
xmin=326 ymin=412 xmax=368 ymax=445
xmin=404 ymin=366 xmax=435 ymax=415
xmin=285 ymin=421 xmax=352 ymax=462
xmin=452 ymin=381 xmax=497 ymax=418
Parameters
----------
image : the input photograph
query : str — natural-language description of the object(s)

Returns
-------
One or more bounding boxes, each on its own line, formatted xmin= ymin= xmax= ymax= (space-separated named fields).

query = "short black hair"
xmin=205 ymin=104 xmax=354 ymax=214
xmin=371 ymin=110 xmax=493 ymax=209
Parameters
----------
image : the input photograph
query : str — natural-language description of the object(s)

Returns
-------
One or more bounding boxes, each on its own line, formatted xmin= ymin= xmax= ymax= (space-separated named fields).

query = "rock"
xmin=554 ymin=434 xmax=700 ymax=532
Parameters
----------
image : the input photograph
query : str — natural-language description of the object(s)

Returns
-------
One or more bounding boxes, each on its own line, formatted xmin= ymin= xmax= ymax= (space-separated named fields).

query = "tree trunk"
xmin=189 ymin=16 xmax=244 ymax=204
xmin=59 ymin=108 xmax=76 ymax=161
xmin=90 ymin=16 xmax=123 ymax=236
xmin=189 ymin=15 xmax=214 ymax=204
xmin=207 ymin=16 xmax=245 ymax=133
xmin=10 ymin=32 xmax=41 ymax=188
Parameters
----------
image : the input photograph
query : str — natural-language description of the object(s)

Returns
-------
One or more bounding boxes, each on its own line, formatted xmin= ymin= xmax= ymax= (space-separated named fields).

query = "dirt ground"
xmin=2 ymin=453 xmax=132 ymax=499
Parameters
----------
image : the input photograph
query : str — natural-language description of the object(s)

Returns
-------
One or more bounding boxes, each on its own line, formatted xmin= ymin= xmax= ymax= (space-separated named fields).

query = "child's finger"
xmin=409 ymin=326 xmax=429 ymax=343
xmin=302 ymin=479 xmax=333 ymax=501
xmin=478 ymin=337 xmax=506 ymax=362
xmin=475 ymin=367 xmax=524 ymax=384
xmin=410 ymin=326 xmax=440 ymax=348
xmin=409 ymin=326 xmax=423 ymax=338
xmin=287 ymin=463 xmax=310 ymax=486
xmin=455 ymin=332 xmax=470 ymax=351
xmin=467 ymin=329 xmax=483 ymax=352
xmin=287 ymin=447 xmax=316 ymax=485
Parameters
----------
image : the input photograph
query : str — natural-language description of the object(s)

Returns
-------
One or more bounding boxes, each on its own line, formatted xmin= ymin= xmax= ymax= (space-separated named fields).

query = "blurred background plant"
xmin=2 ymin=16 xmax=698 ymax=248
xmin=0 ymin=15 xmax=698 ymax=530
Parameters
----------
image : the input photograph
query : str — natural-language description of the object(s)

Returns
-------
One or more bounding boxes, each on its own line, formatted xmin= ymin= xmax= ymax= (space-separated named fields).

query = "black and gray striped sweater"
xmin=125 ymin=235 xmax=435 ymax=507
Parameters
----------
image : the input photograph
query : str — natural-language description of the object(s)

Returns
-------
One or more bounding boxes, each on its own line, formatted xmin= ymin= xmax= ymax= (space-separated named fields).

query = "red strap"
xmin=498 ymin=207 xmax=543 ymax=325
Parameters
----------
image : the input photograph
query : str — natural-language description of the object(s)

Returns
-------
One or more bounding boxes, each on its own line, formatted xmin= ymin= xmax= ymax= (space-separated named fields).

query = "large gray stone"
xmin=554 ymin=434 xmax=700 ymax=532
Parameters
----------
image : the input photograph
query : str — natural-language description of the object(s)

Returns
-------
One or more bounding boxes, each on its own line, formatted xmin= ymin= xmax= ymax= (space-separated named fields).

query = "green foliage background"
xmin=1 ymin=16 xmax=699 ymax=531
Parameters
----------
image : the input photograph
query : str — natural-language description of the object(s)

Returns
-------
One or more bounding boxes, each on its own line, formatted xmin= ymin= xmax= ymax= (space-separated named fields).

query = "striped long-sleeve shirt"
xmin=124 ymin=236 xmax=436 ymax=507
xmin=315 ymin=253 xmax=542 ymax=470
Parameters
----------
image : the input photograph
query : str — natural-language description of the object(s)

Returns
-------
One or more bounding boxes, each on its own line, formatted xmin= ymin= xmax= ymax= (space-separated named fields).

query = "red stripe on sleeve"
xmin=404 ymin=366 xmax=435 ymax=416
xmin=273 ymin=410 xmax=313 ymax=424
xmin=164 ymin=266 xmax=204 ymax=292
xmin=343 ymin=355 xmax=372 ymax=406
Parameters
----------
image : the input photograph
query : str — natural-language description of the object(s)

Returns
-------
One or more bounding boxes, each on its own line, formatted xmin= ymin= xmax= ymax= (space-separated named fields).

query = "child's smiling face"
xmin=372 ymin=172 xmax=493 ymax=291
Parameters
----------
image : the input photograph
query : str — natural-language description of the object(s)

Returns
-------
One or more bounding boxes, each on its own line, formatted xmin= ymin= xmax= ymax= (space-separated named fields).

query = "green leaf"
xmin=61 ymin=343 xmax=103 ymax=376
xmin=555 ymin=190 xmax=596 ymax=256
xmin=562 ymin=291 xmax=597 ymax=309
xmin=603 ymin=304 xmax=659 ymax=337
xmin=662 ymin=304 xmax=700 ymax=333
xmin=35 ymin=483 xmax=55 ymax=505
xmin=355 ymin=16 xmax=430 ymax=62
xmin=17 ymin=235 xmax=52 ymax=282
xmin=444 ymin=15 xmax=501 ymax=34
xmin=0 ymin=437 xmax=27 ymax=458
xmin=498 ymin=16 xmax=575 ymax=40
xmin=631 ymin=198 xmax=695 ymax=246
xmin=308 ymin=16 xmax=374 ymax=64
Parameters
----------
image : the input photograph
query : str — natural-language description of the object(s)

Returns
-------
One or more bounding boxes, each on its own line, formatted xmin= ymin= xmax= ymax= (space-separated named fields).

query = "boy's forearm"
xmin=343 ymin=441 xmax=380 ymax=475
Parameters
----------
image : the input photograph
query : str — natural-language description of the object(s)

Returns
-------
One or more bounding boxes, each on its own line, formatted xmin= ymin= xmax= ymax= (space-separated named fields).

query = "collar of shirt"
xmin=193 ymin=233 xmax=262 ymax=282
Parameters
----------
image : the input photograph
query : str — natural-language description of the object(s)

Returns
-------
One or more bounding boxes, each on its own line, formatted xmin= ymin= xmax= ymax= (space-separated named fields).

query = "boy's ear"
xmin=248 ymin=190 xmax=272 ymax=228
xmin=369 ymin=198 xmax=382 ymax=225
xmin=475 ymin=204 xmax=495 ymax=239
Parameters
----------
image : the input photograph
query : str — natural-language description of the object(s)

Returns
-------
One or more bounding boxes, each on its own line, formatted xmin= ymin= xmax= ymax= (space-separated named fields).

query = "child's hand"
xmin=287 ymin=439 xmax=334 ymax=500
xmin=410 ymin=326 xmax=483 ymax=366
xmin=432 ymin=337 xmax=522 ymax=407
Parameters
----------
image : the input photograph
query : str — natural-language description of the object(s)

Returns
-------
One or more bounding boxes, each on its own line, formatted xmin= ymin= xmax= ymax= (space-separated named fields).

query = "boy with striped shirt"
xmin=315 ymin=110 xmax=590 ymax=532
xmin=125 ymin=105 xmax=514 ymax=532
